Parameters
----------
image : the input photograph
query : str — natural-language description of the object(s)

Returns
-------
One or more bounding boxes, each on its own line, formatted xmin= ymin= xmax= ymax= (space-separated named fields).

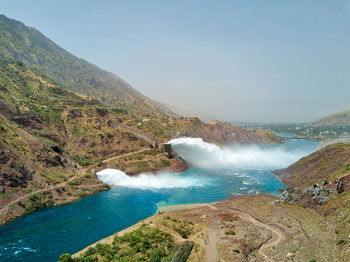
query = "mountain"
xmin=0 ymin=60 xmax=284 ymax=225
xmin=312 ymin=110 xmax=350 ymax=127
xmin=0 ymin=14 xmax=174 ymax=116
xmin=0 ymin=60 xmax=185 ymax=224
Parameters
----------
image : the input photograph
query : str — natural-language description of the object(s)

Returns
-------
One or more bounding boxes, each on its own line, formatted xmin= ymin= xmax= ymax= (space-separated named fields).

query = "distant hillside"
xmin=313 ymin=110 xmax=350 ymax=127
xmin=0 ymin=14 xmax=174 ymax=116
xmin=276 ymin=143 xmax=350 ymax=188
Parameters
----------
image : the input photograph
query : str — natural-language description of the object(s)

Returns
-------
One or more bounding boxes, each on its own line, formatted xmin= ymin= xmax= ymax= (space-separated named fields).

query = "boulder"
xmin=306 ymin=184 xmax=329 ymax=205
xmin=335 ymin=179 xmax=344 ymax=194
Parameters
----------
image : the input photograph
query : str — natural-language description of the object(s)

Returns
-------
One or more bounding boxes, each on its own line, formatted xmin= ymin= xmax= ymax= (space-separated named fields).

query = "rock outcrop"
xmin=0 ymin=162 xmax=33 ymax=187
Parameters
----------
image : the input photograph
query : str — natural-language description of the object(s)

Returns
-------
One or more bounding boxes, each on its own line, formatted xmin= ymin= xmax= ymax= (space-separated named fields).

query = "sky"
xmin=1 ymin=0 xmax=350 ymax=122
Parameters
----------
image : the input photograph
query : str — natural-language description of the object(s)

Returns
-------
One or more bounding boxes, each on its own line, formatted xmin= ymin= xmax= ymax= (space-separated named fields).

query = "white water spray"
xmin=96 ymin=169 xmax=210 ymax=189
xmin=169 ymin=137 xmax=311 ymax=170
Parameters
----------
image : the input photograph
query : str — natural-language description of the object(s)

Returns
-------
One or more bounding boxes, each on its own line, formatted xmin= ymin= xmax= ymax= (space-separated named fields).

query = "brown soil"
xmin=74 ymin=194 xmax=338 ymax=262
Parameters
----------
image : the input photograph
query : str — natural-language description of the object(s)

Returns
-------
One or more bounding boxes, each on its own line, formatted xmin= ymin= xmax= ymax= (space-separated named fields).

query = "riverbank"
xmin=67 ymin=194 xmax=337 ymax=262
xmin=0 ymin=128 xmax=286 ymax=228
xmin=0 ymin=134 xmax=318 ymax=261
xmin=0 ymin=170 xmax=109 ymax=225
xmin=0 ymin=150 xmax=187 ymax=226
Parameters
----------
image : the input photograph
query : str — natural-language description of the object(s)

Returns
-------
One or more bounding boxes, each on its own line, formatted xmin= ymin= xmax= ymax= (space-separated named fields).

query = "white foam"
xmin=96 ymin=169 xmax=210 ymax=189
xmin=169 ymin=137 xmax=311 ymax=170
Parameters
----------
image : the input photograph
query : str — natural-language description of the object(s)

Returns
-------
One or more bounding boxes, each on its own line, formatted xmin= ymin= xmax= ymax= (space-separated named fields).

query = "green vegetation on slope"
xmin=0 ymin=14 xmax=174 ymax=116
xmin=0 ymin=60 xmax=164 ymax=224
xmin=0 ymin=60 xmax=280 ymax=225
xmin=0 ymin=15 xmax=286 ymax=226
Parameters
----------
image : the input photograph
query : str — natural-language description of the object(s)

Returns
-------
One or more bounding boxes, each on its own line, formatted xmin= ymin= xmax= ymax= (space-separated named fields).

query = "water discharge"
xmin=0 ymin=135 xmax=318 ymax=262
xmin=97 ymin=137 xmax=315 ymax=190
xmin=97 ymin=169 xmax=211 ymax=189
xmin=169 ymin=137 xmax=312 ymax=170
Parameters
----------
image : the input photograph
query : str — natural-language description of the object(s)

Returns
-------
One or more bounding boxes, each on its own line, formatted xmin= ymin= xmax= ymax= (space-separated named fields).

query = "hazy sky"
xmin=1 ymin=0 xmax=350 ymax=122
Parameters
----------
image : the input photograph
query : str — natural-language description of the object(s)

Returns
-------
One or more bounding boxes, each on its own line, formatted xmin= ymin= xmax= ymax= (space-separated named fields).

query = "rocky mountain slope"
xmin=312 ymin=110 xmax=350 ymax=127
xmin=274 ymin=143 xmax=350 ymax=260
xmin=276 ymin=143 xmax=350 ymax=188
xmin=0 ymin=60 xmax=283 ymax=225
xmin=0 ymin=14 xmax=174 ymax=116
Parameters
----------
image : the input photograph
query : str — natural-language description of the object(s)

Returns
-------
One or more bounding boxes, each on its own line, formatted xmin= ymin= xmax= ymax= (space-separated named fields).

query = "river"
xmin=0 ymin=135 xmax=317 ymax=261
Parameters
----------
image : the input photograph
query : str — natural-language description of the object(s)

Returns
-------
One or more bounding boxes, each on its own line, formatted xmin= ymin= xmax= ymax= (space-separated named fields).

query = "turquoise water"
xmin=0 ymin=136 xmax=317 ymax=261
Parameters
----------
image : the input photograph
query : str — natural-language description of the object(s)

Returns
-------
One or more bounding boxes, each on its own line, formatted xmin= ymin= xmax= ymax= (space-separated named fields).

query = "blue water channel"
xmin=0 ymin=135 xmax=317 ymax=261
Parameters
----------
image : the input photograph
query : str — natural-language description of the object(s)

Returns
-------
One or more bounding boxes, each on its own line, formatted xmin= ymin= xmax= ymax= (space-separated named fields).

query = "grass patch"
xmin=0 ymin=192 xmax=11 ymax=201
xmin=137 ymin=161 xmax=150 ymax=172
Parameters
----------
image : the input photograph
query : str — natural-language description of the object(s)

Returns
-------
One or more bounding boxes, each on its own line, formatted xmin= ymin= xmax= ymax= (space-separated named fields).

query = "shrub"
xmin=58 ymin=254 xmax=73 ymax=262
xmin=69 ymin=225 xmax=175 ymax=261
xmin=345 ymin=163 xmax=350 ymax=171
xmin=84 ymin=247 xmax=96 ymax=256
xmin=179 ymin=229 xmax=190 ymax=239
xmin=137 ymin=161 xmax=150 ymax=172
xmin=337 ymin=239 xmax=347 ymax=245
xmin=150 ymin=248 xmax=166 ymax=262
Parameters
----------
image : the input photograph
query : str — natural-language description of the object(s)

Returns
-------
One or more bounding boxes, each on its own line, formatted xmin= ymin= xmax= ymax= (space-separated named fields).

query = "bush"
xmin=150 ymin=248 xmax=166 ymax=262
xmin=225 ymin=231 xmax=236 ymax=235
xmin=154 ymin=159 xmax=170 ymax=168
xmin=179 ymin=229 xmax=190 ymax=239
xmin=84 ymin=247 xmax=96 ymax=256
xmin=71 ymin=154 xmax=93 ymax=167
xmin=69 ymin=225 xmax=175 ymax=261
xmin=58 ymin=253 xmax=73 ymax=262
xmin=137 ymin=161 xmax=150 ymax=172
xmin=337 ymin=239 xmax=347 ymax=245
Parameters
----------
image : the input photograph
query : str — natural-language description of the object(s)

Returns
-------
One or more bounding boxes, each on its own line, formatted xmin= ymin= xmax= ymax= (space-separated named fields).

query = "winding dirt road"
xmin=0 ymin=149 xmax=151 ymax=217
xmin=229 ymin=207 xmax=284 ymax=262
xmin=201 ymin=204 xmax=283 ymax=262
xmin=102 ymin=148 xmax=151 ymax=163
